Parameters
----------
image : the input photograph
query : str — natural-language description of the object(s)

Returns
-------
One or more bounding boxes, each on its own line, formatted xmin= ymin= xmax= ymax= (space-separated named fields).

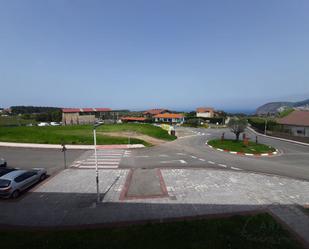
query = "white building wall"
xmin=196 ymin=112 xmax=212 ymax=118
xmin=290 ymin=126 xmax=308 ymax=137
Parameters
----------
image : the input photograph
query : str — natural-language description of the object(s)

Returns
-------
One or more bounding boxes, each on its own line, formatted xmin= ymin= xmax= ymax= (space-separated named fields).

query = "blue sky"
xmin=0 ymin=0 xmax=308 ymax=112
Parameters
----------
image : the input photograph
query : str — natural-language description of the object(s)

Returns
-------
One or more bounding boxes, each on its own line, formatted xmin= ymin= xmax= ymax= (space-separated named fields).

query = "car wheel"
xmin=11 ymin=190 xmax=20 ymax=199
xmin=40 ymin=174 xmax=46 ymax=181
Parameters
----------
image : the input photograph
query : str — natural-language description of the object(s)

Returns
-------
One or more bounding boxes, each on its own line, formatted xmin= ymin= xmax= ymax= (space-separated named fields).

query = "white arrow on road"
xmin=160 ymin=160 xmax=187 ymax=164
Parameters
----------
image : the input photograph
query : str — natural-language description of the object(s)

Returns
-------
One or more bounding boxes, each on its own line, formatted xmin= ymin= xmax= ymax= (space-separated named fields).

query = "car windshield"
xmin=0 ymin=169 xmax=16 ymax=177
xmin=0 ymin=179 xmax=11 ymax=188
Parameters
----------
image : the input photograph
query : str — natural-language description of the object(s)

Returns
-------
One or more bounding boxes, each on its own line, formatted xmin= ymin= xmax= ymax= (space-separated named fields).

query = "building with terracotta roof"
xmin=143 ymin=109 xmax=170 ymax=119
xmin=196 ymin=107 xmax=215 ymax=118
xmin=277 ymin=110 xmax=309 ymax=137
xmin=121 ymin=117 xmax=146 ymax=123
xmin=154 ymin=113 xmax=185 ymax=124
xmin=62 ymin=108 xmax=112 ymax=125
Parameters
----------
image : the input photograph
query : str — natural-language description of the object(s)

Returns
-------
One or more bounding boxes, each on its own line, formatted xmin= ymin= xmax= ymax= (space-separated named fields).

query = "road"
xmin=0 ymin=147 xmax=85 ymax=174
xmin=0 ymin=127 xmax=309 ymax=180
xmin=121 ymin=127 xmax=309 ymax=181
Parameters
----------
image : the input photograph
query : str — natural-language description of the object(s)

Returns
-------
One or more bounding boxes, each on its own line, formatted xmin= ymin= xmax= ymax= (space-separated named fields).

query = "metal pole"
xmin=93 ymin=128 xmax=100 ymax=203
xmin=64 ymin=149 xmax=67 ymax=169
xmin=264 ymin=119 xmax=267 ymax=135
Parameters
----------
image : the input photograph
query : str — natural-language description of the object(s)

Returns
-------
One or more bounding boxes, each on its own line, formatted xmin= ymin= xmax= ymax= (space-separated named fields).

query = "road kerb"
xmin=206 ymin=144 xmax=278 ymax=157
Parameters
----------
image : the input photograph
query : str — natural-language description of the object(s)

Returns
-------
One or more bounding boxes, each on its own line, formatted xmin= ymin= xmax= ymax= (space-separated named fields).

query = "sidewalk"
xmin=0 ymin=142 xmax=144 ymax=149
xmin=1 ymin=168 xmax=308 ymax=247
xmin=248 ymin=127 xmax=309 ymax=146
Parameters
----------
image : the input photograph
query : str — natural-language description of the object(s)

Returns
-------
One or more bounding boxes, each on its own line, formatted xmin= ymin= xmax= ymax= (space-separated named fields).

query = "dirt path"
xmin=97 ymin=132 xmax=167 ymax=145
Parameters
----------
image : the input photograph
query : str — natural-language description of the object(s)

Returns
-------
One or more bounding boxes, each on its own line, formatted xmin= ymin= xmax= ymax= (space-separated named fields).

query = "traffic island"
xmin=206 ymin=139 xmax=278 ymax=156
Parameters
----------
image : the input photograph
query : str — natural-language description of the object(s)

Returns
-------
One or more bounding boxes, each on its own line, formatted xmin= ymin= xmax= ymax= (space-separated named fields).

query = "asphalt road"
xmin=121 ymin=127 xmax=309 ymax=181
xmin=0 ymin=147 xmax=85 ymax=175
xmin=0 ymin=127 xmax=308 ymax=180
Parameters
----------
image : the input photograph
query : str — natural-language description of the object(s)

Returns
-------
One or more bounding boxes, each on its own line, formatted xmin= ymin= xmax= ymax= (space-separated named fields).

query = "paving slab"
xmin=120 ymin=169 xmax=168 ymax=199
xmin=0 ymin=168 xmax=309 ymax=247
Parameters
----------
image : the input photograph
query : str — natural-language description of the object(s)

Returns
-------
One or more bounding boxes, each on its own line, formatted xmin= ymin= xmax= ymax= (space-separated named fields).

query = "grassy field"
xmin=208 ymin=139 xmax=276 ymax=154
xmin=0 ymin=124 xmax=176 ymax=146
xmin=0 ymin=116 xmax=36 ymax=126
xmin=0 ymin=213 xmax=303 ymax=249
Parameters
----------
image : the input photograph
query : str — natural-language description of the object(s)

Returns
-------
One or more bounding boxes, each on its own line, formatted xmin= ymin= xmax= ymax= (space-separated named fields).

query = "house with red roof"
xmin=196 ymin=107 xmax=215 ymax=118
xmin=121 ymin=117 xmax=147 ymax=123
xmin=277 ymin=110 xmax=309 ymax=137
xmin=62 ymin=108 xmax=112 ymax=125
xmin=143 ymin=109 xmax=170 ymax=119
xmin=154 ymin=113 xmax=185 ymax=124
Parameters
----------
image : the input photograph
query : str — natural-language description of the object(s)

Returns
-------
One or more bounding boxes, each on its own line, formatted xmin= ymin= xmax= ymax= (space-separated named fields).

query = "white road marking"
xmin=160 ymin=160 xmax=187 ymax=164
xmin=79 ymin=165 xmax=118 ymax=169
xmin=218 ymin=164 xmax=227 ymax=168
xmin=230 ymin=151 xmax=237 ymax=154
xmin=178 ymin=135 xmax=199 ymax=139
xmin=199 ymin=158 xmax=205 ymax=161
xmin=231 ymin=167 xmax=242 ymax=171
xmin=159 ymin=154 xmax=169 ymax=157
xmin=176 ymin=153 xmax=187 ymax=156
xmin=208 ymin=161 xmax=215 ymax=164
xmin=82 ymin=161 xmax=119 ymax=165
xmin=135 ymin=155 xmax=150 ymax=158
xmin=191 ymin=155 xmax=197 ymax=159
xmin=71 ymin=149 xmax=125 ymax=169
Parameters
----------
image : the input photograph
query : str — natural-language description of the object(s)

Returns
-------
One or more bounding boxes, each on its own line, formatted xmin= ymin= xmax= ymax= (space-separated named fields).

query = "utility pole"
xmin=264 ymin=119 xmax=268 ymax=135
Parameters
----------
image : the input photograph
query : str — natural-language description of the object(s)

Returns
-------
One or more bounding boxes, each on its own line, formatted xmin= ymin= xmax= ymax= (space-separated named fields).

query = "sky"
xmin=0 ymin=0 xmax=309 ymax=112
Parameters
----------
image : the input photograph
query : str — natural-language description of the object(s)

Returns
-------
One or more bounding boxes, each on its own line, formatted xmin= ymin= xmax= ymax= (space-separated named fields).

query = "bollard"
xmin=221 ymin=132 xmax=225 ymax=142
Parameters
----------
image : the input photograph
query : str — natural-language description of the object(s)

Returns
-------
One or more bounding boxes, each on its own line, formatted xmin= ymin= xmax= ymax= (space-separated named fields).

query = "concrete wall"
xmin=78 ymin=115 xmax=96 ymax=124
xmin=62 ymin=113 xmax=79 ymax=125
xmin=62 ymin=113 xmax=95 ymax=125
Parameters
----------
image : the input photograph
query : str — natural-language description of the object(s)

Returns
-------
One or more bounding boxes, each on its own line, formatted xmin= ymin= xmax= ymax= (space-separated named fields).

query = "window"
xmin=14 ymin=172 xmax=36 ymax=183
xmin=0 ymin=179 xmax=11 ymax=188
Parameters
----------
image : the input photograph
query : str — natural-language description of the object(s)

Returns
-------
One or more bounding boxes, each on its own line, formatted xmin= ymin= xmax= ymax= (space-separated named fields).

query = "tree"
xmin=227 ymin=117 xmax=248 ymax=141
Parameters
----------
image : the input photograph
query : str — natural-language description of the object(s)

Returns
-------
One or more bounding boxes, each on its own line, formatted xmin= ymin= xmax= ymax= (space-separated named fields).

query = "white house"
xmin=196 ymin=107 xmax=215 ymax=118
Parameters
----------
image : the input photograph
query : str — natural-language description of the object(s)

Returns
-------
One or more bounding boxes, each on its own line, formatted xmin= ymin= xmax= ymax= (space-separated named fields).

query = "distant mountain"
xmin=256 ymin=99 xmax=309 ymax=115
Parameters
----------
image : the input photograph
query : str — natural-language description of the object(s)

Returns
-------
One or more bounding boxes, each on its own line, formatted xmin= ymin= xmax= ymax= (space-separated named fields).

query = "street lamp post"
xmin=93 ymin=124 xmax=102 ymax=204
xmin=264 ymin=119 xmax=268 ymax=135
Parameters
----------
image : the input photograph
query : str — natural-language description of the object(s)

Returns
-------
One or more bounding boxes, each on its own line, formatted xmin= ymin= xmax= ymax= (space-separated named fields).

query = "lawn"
xmin=0 ymin=124 xmax=176 ymax=146
xmin=0 ymin=213 xmax=303 ymax=249
xmin=208 ymin=139 xmax=276 ymax=154
xmin=0 ymin=116 xmax=36 ymax=126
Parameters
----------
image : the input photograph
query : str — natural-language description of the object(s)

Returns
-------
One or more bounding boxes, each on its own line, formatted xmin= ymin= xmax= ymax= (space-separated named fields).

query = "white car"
xmin=38 ymin=122 xmax=49 ymax=127
xmin=50 ymin=122 xmax=60 ymax=126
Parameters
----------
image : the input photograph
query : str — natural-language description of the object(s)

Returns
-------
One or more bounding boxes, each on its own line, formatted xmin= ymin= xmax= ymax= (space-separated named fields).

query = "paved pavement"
xmin=1 ymin=168 xmax=308 ymax=246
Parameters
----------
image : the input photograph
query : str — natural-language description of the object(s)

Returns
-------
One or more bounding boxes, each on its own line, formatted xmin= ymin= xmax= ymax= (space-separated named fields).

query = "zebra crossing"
xmin=71 ymin=149 xmax=131 ymax=169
